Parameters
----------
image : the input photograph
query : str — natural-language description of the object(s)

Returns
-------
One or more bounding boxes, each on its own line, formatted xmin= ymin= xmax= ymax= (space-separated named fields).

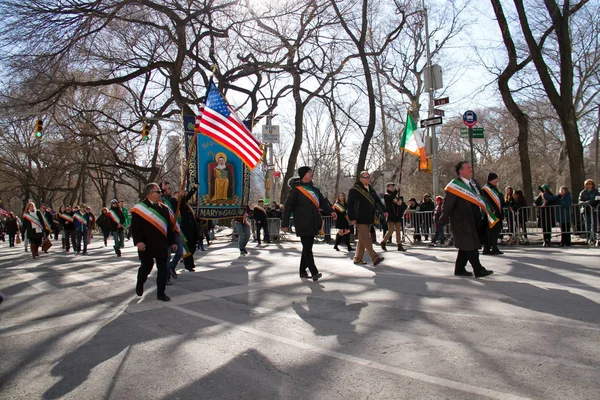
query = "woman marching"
xmin=21 ymin=201 xmax=45 ymax=258
xmin=332 ymin=192 xmax=353 ymax=252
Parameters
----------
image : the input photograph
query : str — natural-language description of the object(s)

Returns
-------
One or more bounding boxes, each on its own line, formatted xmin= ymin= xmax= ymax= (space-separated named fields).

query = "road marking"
xmin=168 ymin=304 xmax=532 ymax=400
xmin=10 ymin=269 xmax=58 ymax=293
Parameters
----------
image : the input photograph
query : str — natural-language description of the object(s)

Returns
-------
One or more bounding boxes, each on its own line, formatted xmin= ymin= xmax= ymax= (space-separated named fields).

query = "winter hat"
xmin=541 ymin=183 xmax=551 ymax=190
xmin=111 ymin=199 xmax=119 ymax=205
xmin=409 ymin=197 xmax=417 ymax=202
xmin=487 ymin=172 xmax=498 ymax=182
xmin=298 ymin=166 xmax=311 ymax=180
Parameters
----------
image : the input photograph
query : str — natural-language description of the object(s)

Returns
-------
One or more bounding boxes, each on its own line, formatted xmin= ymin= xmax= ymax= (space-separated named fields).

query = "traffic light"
xmin=141 ymin=123 xmax=150 ymax=141
xmin=34 ymin=119 xmax=43 ymax=138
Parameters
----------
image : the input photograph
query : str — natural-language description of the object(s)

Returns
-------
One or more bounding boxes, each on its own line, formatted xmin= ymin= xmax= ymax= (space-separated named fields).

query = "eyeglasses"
xmin=152 ymin=190 xmax=163 ymax=194
xmin=360 ymin=175 xmax=370 ymax=179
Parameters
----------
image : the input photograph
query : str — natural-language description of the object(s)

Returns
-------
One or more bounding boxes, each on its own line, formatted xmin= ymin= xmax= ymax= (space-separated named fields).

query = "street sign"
xmin=262 ymin=125 xmax=280 ymax=143
xmin=463 ymin=110 xmax=477 ymax=128
xmin=434 ymin=97 xmax=450 ymax=106
xmin=420 ymin=116 xmax=443 ymax=128
xmin=272 ymin=171 xmax=281 ymax=179
xmin=433 ymin=109 xmax=445 ymax=117
xmin=460 ymin=127 xmax=484 ymax=138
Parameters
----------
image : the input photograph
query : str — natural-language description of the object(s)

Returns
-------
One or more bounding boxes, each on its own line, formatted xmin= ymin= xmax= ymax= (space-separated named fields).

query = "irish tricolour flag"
xmin=400 ymin=111 xmax=428 ymax=170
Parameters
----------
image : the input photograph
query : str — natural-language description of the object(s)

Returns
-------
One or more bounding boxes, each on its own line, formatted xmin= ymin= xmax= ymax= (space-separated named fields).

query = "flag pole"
xmin=174 ymin=66 xmax=217 ymax=219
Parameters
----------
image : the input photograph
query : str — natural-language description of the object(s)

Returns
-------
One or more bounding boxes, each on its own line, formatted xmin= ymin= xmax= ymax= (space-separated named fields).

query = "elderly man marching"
xmin=132 ymin=183 xmax=177 ymax=301
xmin=347 ymin=171 xmax=387 ymax=266
xmin=440 ymin=161 xmax=495 ymax=278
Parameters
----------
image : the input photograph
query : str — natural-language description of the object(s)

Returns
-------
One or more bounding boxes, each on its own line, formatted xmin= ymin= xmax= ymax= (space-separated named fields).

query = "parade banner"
xmin=182 ymin=115 xmax=198 ymax=190
xmin=196 ymin=134 xmax=250 ymax=219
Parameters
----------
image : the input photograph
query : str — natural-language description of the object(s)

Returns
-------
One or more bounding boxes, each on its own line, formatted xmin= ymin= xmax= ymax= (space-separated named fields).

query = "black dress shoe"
xmin=135 ymin=283 xmax=144 ymax=296
xmin=454 ymin=271 xmax=473 ymax=277
xmin=312 ymin=273 xmax=322 ymax=282
xmin=300 ymin=274 xmax=310 ymax=279
xmin=380 ymin=241 xmax=387 ymax=251
xmin=333 ymin=245 xmax=340 ymax=251
xmin=170 ymin=269 xmax=178 ymax=279
xmin=493 ymin=250 xmax=504 ymax=255
xmin=157 ymin=294 xmax=171 ymax=301
xmin=347 ymin=247 xmax=354 ymax=251
xmin=475 ymin=270 xmax=494 ymax=278
xmin=373 ymin=257 xmax=384 ymax=266
xmin=185 ymin=267 xmax=195 ymax=272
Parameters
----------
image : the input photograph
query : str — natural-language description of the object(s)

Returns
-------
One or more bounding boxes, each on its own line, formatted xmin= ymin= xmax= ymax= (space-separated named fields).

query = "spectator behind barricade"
xmin=512 ymin=190 xmax=529 ymax=242
xmin=420 ymin=193 xmax=435 ymax=242
xmin=429 ymin=196 xmax=445 ymax=246
xmin=406 ymin=198 xmax=421 ymax=242
xmin=578 ymin=179 xmax=599 ymax=244
xmin=504 ymin=186 xmax=515 ymax=237
xmin=534 ymin=184 xmax=557 ymax=247
xmin=272 ymin=202 xmax=283 ymax=219
xmin=555 ymin=186 xmax=572 ymax=246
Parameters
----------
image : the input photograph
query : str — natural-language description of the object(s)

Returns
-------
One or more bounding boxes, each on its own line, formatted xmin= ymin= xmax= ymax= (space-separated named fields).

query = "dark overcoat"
xmin=347 ymin=183 xmax=386 ymax=225
xmin=440 ymin=191 xmax=483 ymax=251
xmin=282 ymin=178 xmax=332 ymax=236
xmin=131 ymin=199 xmax=176 ymax=260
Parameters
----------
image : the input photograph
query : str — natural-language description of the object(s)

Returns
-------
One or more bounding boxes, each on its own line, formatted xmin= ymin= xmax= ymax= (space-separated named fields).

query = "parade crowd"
xmin=1 ymin=165 xmax=599 ymax=302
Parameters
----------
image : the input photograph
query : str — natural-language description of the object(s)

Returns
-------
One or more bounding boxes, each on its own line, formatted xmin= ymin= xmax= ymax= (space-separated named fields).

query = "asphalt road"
xmin=1 ymin=235 xmax=599 ymax=400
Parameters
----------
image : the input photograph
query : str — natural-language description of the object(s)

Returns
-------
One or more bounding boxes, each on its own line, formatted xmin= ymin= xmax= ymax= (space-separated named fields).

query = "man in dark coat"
xmin=132 ymin=182 xmax=177 ymax=301
xmin=440 ymin=161 xmax=494 ymax=278
xmin=282 ymin=166 xmax=336 ymax=281
xmin=61 ymin=205 xmax=77 ymax=252
xmin=108 ymin=199 xmax=125 ymax=257
xmin=253 ymin=199 xmax=271 ymax=245
xmin=381 ymin=182 xmax=407 ymax=252
xmin=481 ymin=172 xmax=505 ymax=255
xmin=347 ymin=171 xmax=387 ymax=266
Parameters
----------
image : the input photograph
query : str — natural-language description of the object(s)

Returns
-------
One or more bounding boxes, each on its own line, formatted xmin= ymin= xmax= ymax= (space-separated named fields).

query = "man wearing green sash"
xmin=132 ymin=182 xmax=177 ymax=301
xmin=440 ymin=161 xmax=494 ymax=278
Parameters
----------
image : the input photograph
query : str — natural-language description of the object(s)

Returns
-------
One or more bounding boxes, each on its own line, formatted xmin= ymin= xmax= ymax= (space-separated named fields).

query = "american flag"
xmin=197 ymin=83 xmax=263 ymax=169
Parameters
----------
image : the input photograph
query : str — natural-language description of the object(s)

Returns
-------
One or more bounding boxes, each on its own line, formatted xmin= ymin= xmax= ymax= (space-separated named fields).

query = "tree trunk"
xmin=280 ymin=73 xmax=304 ymax=203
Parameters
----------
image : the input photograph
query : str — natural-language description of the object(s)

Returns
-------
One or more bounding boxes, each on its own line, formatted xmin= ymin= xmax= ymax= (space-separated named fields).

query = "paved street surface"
xmin=1 ymin=235 xmax=599 ymax=400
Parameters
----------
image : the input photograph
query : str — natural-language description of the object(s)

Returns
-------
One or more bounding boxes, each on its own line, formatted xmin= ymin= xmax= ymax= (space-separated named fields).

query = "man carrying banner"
xmin=282 ymin=167 xmax=336 ymax=281
xmin=440 ymin=161 xmax=495 ymax=278
xmin=132 ymin=183 xmax=177 ymax=301
xmin=161 ymin=181 xmax=186 ymax=280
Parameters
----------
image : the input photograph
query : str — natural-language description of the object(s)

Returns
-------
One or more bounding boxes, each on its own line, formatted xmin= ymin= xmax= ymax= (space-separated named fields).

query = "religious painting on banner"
xmin=196 ymin=135 xmax=250 ymax=219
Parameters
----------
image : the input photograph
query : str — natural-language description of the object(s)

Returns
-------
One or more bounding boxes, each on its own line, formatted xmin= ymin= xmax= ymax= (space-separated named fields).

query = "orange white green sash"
xmin=482 ymin=184 xmax=502 ymax=212
xmin=22 ymin=212 xmax=43 ymax=231
xmin=73 ymin=213 xmax=87 ymax=225
xmin=297 ymin=186 xmax=320 ymax=209
xmin=131 ymin=202 xmax=168 ymax=238
xmin=108 ymin=209 xmax=121 ymax=224
xmin=58 ymin=213 xmax=74 ymax=223
xmin=40 ymin=212 xmax=52 ymax=230
xmin=333 ymin=202 xmax=347 ymax=213
xmin=445 ymin=179 xmax=499 ymax=228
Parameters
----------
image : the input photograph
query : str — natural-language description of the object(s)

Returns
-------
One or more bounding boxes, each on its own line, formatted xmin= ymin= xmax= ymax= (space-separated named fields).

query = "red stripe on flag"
xmin=199 ymin=108 xmax=262 ymax=168
xmin=200 ymin=111 xmax=261 ymax=158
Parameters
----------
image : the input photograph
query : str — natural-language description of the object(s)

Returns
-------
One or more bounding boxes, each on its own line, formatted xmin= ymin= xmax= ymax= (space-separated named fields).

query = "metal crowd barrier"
xmin=511 ymin=204 xmax=597 ymax=245
xmin=239 ymin=204 xmax=599 ymax=247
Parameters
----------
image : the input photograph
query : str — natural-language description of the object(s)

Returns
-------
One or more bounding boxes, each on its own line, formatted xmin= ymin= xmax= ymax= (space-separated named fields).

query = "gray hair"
xmin=144 ymin=182 xmax=160 ymax=197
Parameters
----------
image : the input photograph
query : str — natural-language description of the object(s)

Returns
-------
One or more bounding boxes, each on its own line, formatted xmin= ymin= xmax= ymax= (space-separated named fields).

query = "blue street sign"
xmin=463 ymin=110 xmax=477 ymax=128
